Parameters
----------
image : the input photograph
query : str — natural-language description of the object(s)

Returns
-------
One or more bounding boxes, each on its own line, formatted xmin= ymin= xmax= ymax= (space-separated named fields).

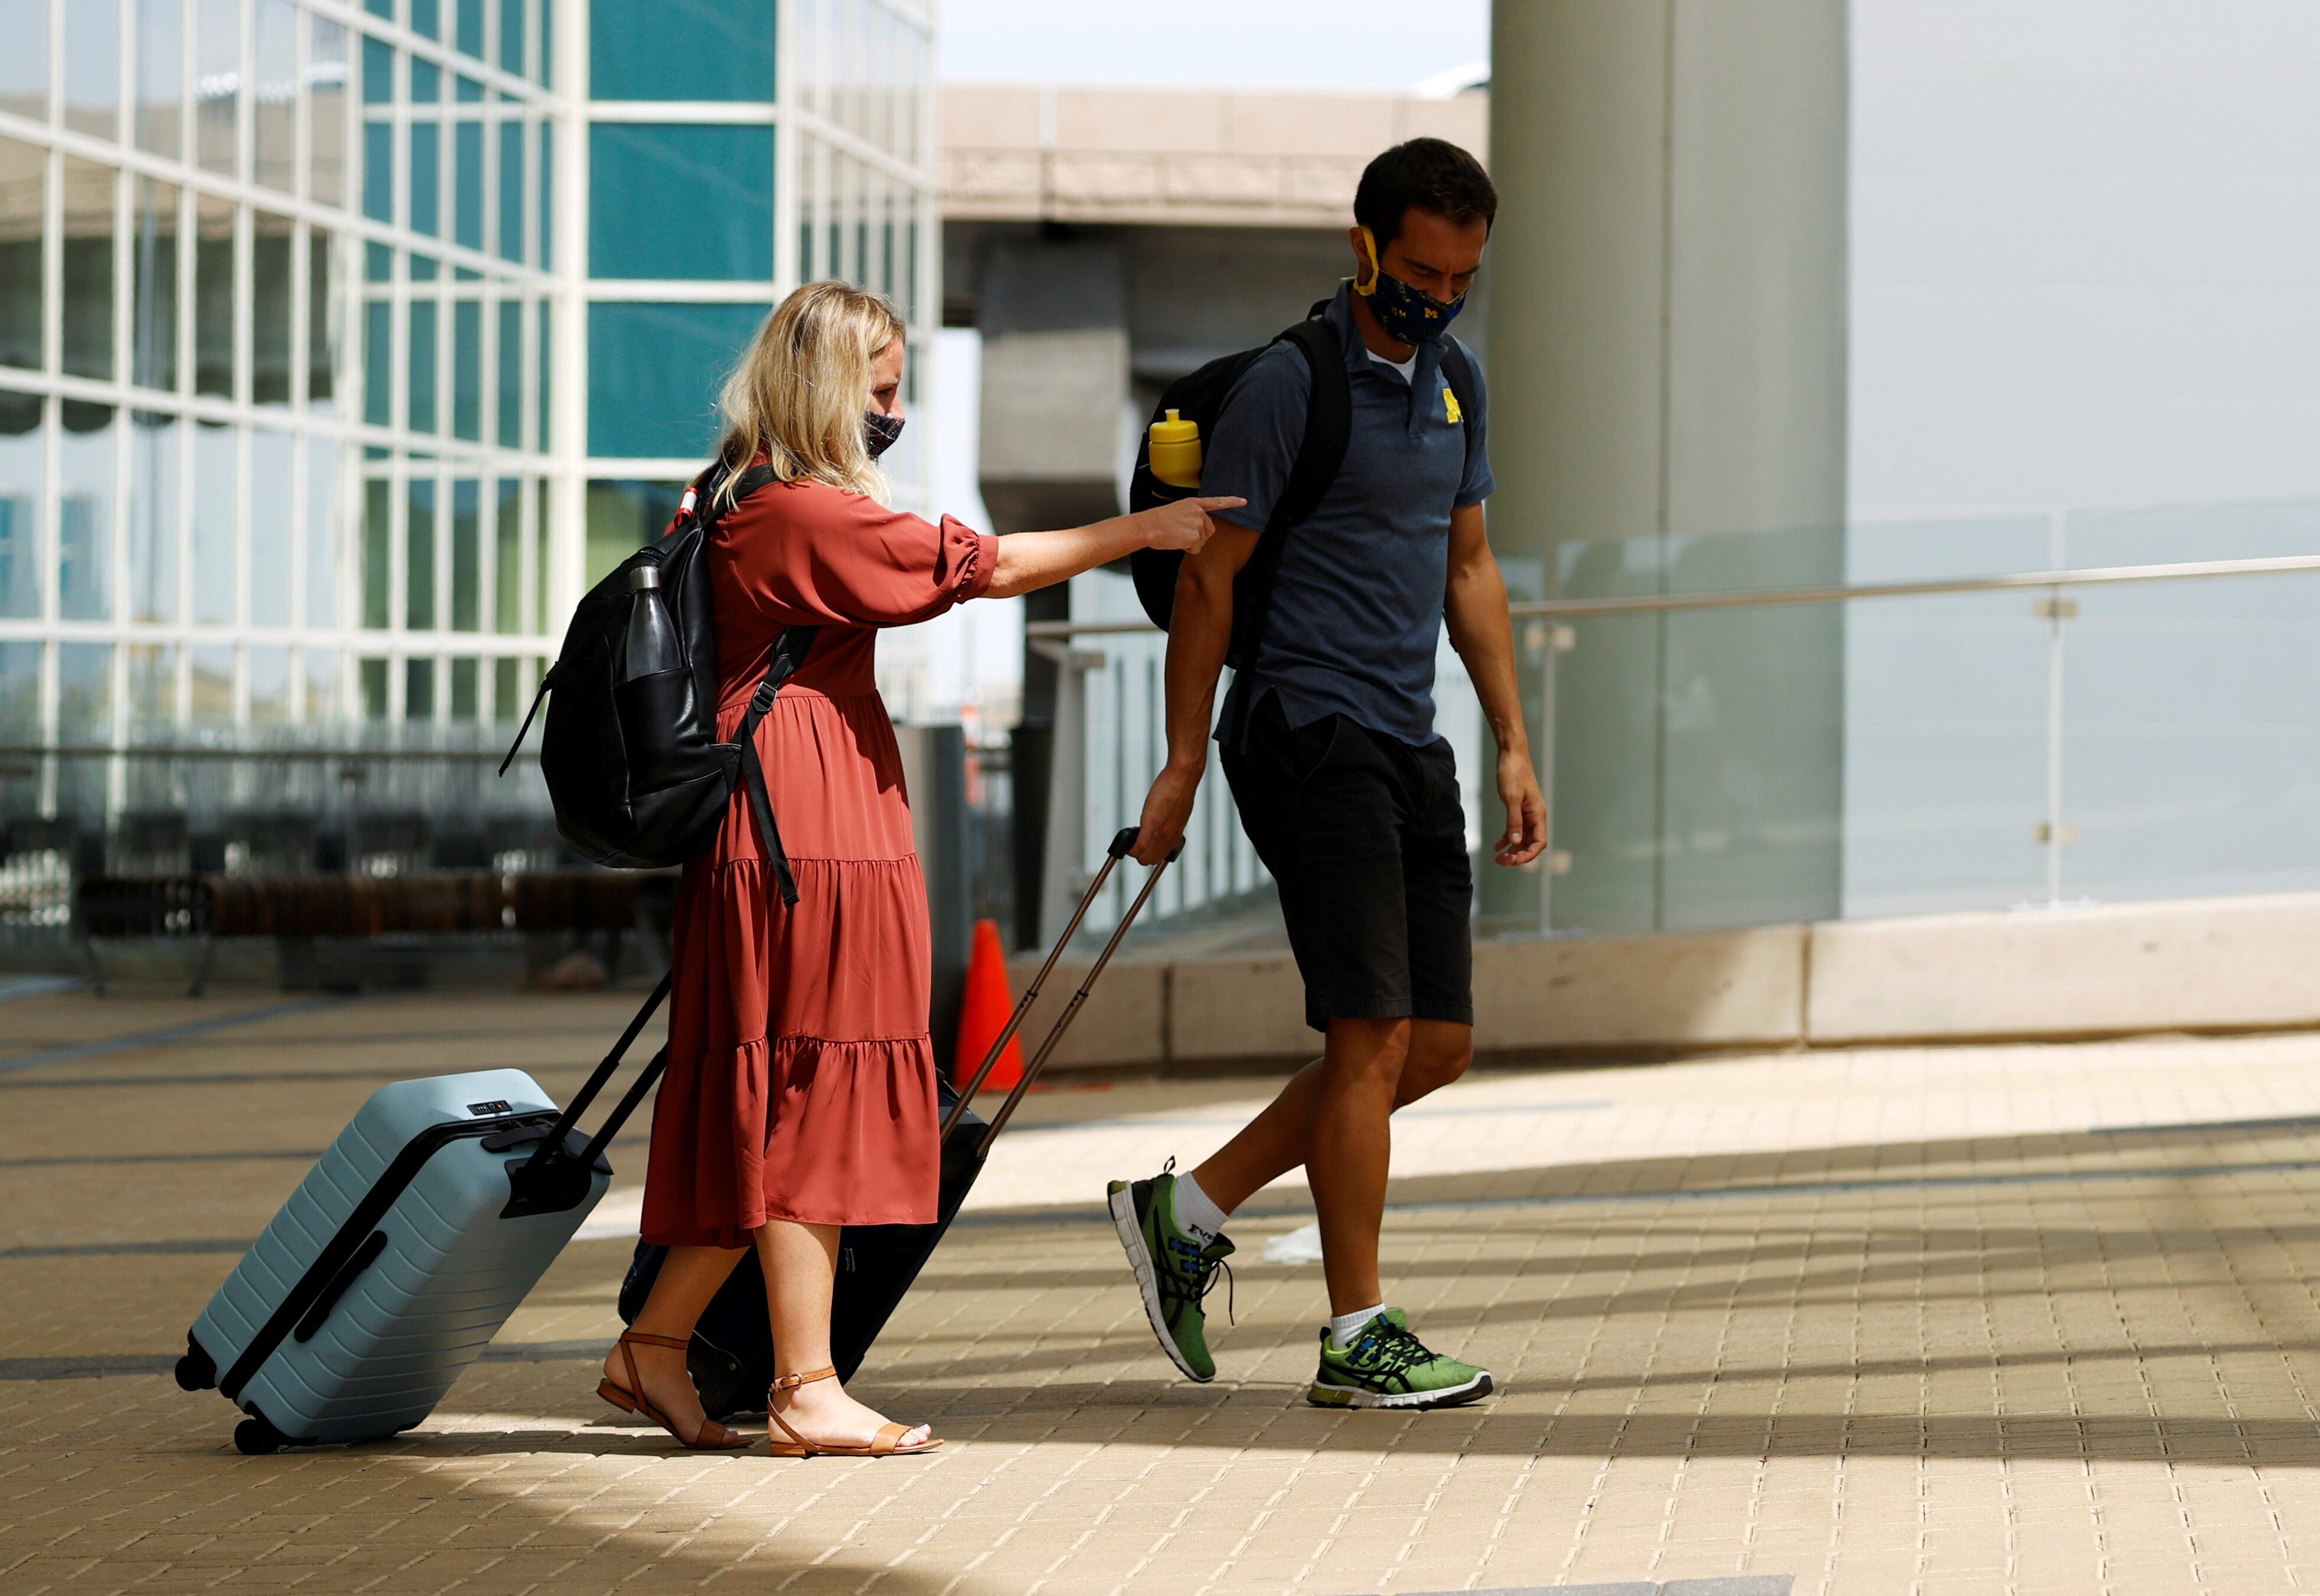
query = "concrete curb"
xmin=1009 ymin=890 xmax=2320 ymax=1070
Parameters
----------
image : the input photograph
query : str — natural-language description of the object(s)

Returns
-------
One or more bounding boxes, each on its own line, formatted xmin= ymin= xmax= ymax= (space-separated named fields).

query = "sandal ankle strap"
xmin=770 ymin=1365 xmax=839 ymax=1393
xmin=619 ymin=1330 xmax=691 ymax=1352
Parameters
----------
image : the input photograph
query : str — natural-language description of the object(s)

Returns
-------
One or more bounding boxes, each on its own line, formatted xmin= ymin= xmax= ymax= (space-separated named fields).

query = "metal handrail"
xmin=1022 ymin=553 xmax=2320 ymax=637
xmin=0 ymin=745 xmax=516 ymax=762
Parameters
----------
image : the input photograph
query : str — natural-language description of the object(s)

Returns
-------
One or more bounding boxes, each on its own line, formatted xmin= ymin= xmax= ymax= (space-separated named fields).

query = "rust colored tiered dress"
xmin=639 ymin=478 xmax=996 ymax=1243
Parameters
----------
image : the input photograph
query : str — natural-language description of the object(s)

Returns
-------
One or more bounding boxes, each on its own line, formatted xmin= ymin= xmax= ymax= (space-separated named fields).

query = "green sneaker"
xmin=1107 ymin=1166 xmax=1234 ymax=1382
xmin=1308 ymin=1309 xmax=1493 ymax=1410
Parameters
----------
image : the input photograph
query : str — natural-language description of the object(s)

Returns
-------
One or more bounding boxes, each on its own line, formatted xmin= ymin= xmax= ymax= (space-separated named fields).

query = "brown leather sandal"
xmin=765 ymin=1366 xmax=942 ymax=1458
xmin=596 ymin=1331 xmax=749 ymax=1451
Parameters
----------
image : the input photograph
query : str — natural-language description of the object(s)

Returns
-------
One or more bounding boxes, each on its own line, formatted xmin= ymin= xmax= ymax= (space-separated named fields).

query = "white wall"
xmin=1849 ymin=0 xmax=2320 ymax=513
xmin=1843 ymin=3 xmax=2320 ymax=922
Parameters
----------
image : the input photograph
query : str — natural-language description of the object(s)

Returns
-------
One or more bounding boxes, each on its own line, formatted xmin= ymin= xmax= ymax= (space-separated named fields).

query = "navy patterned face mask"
xmin=863 ymin=407 xmax=905 ymax=459
xmin=1354 ymin=226 xmax=1466 ymax=347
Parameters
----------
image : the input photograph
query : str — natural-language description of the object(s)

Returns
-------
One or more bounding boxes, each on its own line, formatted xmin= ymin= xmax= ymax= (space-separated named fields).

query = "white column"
xmin=1488 ymin=0 xmax=1849 ymax=932
xmin=544 ymin=0 xmax=589 ymax=637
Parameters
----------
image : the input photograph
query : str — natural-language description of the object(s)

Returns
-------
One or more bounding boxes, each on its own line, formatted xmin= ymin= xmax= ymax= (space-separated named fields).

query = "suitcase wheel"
xmin=233 ymin=1417 xmax=289 ymax=1456
xmin=174 ymin=1340 xmax=217 ymax=1392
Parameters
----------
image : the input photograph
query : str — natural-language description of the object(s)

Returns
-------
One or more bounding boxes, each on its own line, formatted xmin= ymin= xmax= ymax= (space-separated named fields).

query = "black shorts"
xmin=1221 ymin=693 xmax=1474 ymax=1034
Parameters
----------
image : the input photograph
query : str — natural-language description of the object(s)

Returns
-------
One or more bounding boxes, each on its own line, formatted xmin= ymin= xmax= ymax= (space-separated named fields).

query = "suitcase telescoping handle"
xmin=505 ymin=970 xmax=673 ymax=1215
xmin=942 ymin=825 xmax=1179 ymax=1153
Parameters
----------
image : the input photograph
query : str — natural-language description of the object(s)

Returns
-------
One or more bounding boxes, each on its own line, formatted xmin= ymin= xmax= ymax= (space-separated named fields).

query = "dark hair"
xmin=1353 ymin=138 xmax=1498 ymax=249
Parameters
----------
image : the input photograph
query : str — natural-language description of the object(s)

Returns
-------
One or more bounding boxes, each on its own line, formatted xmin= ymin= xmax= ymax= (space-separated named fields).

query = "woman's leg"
xmin=601 ymin=1243 xmax=747 ymax=1438
xmin=756 ymin=1218 xmax=932 ymax=1448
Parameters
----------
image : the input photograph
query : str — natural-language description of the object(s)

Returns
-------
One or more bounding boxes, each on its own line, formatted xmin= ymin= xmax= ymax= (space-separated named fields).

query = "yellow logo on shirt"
xmin=1443 ymin=387 xmax=1462 ymax=424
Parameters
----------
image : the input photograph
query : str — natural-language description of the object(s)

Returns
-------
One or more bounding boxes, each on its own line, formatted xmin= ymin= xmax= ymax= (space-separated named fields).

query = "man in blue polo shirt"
xmin=1108 ymin=139 xmax=1546 ymax=1410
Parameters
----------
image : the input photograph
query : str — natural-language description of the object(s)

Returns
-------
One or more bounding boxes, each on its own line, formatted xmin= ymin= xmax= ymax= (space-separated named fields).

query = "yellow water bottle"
xmin=1147 ymin=409 xmax=1202 ymax=491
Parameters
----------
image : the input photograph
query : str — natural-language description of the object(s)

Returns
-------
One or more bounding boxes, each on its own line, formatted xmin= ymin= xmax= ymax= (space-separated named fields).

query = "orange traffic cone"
xmin=954 ymin=917 xmax=1024 ymax=1096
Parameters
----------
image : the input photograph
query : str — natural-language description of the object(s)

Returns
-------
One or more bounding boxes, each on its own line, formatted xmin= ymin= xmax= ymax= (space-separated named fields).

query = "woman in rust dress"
xmin=595 ymin=281 xmax=1241 ymax=1457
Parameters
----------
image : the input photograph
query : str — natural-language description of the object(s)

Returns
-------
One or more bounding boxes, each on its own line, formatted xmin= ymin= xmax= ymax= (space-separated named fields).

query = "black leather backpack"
xmin=1125 ymin=302 xmax=1479 ymax=671
xmin=500 ymin=462 xmax=819 ymax=902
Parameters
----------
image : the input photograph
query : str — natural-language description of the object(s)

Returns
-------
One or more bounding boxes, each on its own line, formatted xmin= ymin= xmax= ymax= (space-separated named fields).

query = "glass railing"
xmin=1027 ymin=499 xmax=2320 ymax=944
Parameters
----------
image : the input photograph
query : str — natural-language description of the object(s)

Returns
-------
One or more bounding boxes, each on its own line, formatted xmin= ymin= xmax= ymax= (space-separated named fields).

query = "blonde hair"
xmin=713 ymin=280 xmax=906 ymax=507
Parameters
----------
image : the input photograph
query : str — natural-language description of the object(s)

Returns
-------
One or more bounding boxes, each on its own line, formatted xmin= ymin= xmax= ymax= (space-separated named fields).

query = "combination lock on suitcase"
xmin=177 ymin=981 xmax=677 ymax=1454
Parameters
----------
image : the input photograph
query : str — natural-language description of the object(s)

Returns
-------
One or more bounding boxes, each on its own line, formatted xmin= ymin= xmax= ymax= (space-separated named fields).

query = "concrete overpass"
xmin=939 ymin=81 xmax=1493 ymax=536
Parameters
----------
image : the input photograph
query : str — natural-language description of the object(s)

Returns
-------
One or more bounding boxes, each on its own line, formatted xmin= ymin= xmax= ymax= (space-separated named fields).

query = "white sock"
xmin=1329 ymin=1304 xmax=1386 ymax=1350
xmin=1170 ymin=1170 xmax=1229 ymax=1244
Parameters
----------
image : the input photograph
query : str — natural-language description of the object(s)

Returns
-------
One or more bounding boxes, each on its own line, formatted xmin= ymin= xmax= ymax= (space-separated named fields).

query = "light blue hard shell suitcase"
xmin=175 ymin=978 xmax=671 ymax=1455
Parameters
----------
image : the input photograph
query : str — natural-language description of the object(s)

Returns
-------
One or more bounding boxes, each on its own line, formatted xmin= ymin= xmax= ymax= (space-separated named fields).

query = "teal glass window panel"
xmin=405 ymin=657 xmax=433 ymax=718
xmin=411 ymin=57 xmax=439 ymax=103
xmin=410 ymin=123 xmax=439 ymax=234
xmin=589 ymin=125 xmax=773 ymax=282
xmin=362 ymin=36 xmax=392 ymax=104
xmin=360 ymin=656 xmax=387 ymax=717
xmin=58 ymin=404 xmax=116 ymax=624
xmin=585 ymin=478 xmax=684 ymax=585
xmin=412 ymin=0 xmax=439 ymax=41
xmin=249 ymin=427 xmax=292 ymax=626
xmin=452 ymin=301 xmax=480 ymax=440
xmin=305 ymin=434 xmax=338 ymax=627
xmin=536 ymin=300 xmax=550 ymax=451
xmin=410 ymin=252 xmax=438 ymax=282
xmin=587 ymin=302 xmax=762 ymax=458
xmin=408 ymin=300 xmax=438 ymax=432
xmin=456 ymin=0 xmax=483 ymax=57
xmin=499 ymin=0 xmax=524 ymax=74
xmin=538 ymin=0 xmax=552 ymax=87
xmin=454 ymin=121 xmax=482 ymax=248
xmin=190 ymin=421 xmax=233 ymax=624
xmin=450 ymin=478 xmax=478 ymax=630
xmin=497 ymin=121 xmax=523 ymax=261
xmin=366 ymin=241 xmax=391 ymax=282
xmin=361 ymin=477 xmax=389 ymax=628
xmin=364 ymin=302 xmax=390 ymax=425
xmin=364 ymin=0 xmax=391 ymax=18
xmin=590 ymin=0 xmax=774 ymax=102
xmin=363 ymin=122 xmax=392 ymax=222
xmin=537 ymin=122 xmax=552 ymax=269
xmin=456 ymin=74 xmax=482 ymax=104
xmin=127 ymin=410 xmax=177 ymax=624
xmin=492 ymin=477 xmax=520 ymax=632
xmin=0 ymin=390 xmax=40 ymax=620
xmin=406 ymin=478 xmax=435 ymax=628
xmin=449 ymin=655 xmax=477 ymax=718
xmin=496 ymin=299 xmax=520 ymax=446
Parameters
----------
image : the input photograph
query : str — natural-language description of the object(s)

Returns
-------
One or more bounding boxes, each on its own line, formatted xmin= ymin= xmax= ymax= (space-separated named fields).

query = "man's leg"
xmin=1189 ymin=1019 xmax=1475 ymax=1217
xmin=1303 ymin=1016 xmax=1407 ymax=1314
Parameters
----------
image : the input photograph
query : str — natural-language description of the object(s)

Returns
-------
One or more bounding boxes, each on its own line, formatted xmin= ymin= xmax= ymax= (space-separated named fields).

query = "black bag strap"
xmin=731 ymin=624 xmax=819 ymax=907
xmin=1438 ymin=335 xmax=1482 ymax=480
xmin=497 ymin=664 xmax=553 ymax=776
xmin=1226 ymin=313 xmax=1352 ymax=675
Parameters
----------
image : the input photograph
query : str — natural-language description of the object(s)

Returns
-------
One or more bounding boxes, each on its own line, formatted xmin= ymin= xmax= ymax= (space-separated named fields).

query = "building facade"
xmin=0 ymin=0 xmax=936 ymax=839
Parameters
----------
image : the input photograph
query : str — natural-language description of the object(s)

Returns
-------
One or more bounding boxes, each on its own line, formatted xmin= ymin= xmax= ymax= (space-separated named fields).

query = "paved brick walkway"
xmin=7 ymin=987 xmax=2320 ymax=1594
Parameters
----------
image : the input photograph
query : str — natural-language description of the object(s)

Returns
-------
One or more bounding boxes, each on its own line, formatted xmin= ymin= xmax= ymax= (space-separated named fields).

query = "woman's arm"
xmin=983 ymin=497 xmax=1244 ymax=600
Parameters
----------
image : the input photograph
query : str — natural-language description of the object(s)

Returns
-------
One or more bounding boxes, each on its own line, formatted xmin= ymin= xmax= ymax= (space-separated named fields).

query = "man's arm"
xmin=1128 ymin=523 xmax=1259 ymax=866
xmin=1443 ymin=502 xmax=1548 ymax=866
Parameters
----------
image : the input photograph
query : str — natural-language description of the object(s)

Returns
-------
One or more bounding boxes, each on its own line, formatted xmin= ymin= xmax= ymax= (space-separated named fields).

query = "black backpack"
xmin=1125 ymin=301 xmax=1480 ymax=671
xmin=499 ymin=462 xmax=819 ymax=903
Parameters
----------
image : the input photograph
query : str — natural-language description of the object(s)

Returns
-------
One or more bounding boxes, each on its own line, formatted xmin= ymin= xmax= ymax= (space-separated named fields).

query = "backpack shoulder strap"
xmin=1438 ymin=336 xmax=1481 ymax=477
xmin=732 ymin=625 xmax=819 ymax=907
xmin=1268 ymin=317 xmax=1353 ymax=536
xmin=1216 ymin=311 xmax=1353 ymax=708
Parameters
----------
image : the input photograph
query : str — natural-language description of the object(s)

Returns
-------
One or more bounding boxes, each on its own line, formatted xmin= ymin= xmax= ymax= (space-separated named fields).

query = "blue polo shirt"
xmin=1202 ymin=281 xmax=1493 ymax=749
